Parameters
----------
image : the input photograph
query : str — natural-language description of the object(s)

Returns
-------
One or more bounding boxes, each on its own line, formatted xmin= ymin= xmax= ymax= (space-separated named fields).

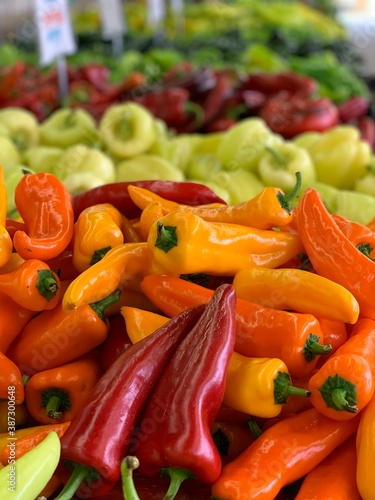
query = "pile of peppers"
xmin=2 ymin=165 xmax=375 ymax=500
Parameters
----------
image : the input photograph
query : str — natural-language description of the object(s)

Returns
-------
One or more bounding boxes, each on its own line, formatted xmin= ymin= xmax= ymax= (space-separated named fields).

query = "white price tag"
xmin=98 ymin=0 xmax=126 ymax=39
xmin=147 ymin=0 xmax=166 ymax=29
xmin=34 ymin=0 xmax=76 ymax=66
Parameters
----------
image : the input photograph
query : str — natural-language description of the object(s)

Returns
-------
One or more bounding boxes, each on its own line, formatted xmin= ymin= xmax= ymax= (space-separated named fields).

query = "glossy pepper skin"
xmin=140 ymin=274 xmax=332 ymax=377
xmin=333 ymin=213 xmax=375 ymax=259
xmin=0 ymin=292 xmax=36 ymax=353
xmin=71 ymin=180 xmax=227 ymax=220
xmin=8 ymin=290 xmax=120 ymax=376
xmin=13 ymin=172 xmax=74 ymax=261
xmin=135 ymin=284 xmax=237 ymax=488
xmin=57 ymin=305 xmax=205 ymax=499
xmin=72 ymin=203 xmax=124 ymax=273
xmin=0 ymin=258 xmax=60 ymax=311
xmin=123 ymin=307 xmax=309 ymax=420
xmin=356 ymin=392 xmax=375 ymax=499
xmin=147 ymin=210 xmax=304 ymax=276
xmin=295 ymin=435 xmax=360 ymax=500
xmin=0 ymin=352 xmax=25 ymax=404
xmin=127 ymin=172 xmax=301 ymax=230
xmin=211 ymin=408 xmax=359 ymax=500
xmin=25 ymin=357 xmax=102 ymax=424
xmin=223 ymin=353 xmax=309 ymax=419
xmin=297 ymin=187 xmax=375 ymax=320
xmin=232 ymin=266 xmax=359 ymax=324
xmin=308 ymin=317 xmax=375 ymax=420
xmin=62 ymin=242 xmax=161 ymax=312
xmin=0 ymin=165 xmax=12 ymax=267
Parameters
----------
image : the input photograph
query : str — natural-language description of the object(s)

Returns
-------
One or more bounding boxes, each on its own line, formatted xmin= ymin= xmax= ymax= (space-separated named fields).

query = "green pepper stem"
xmin=247 ymin=416 xmax=263 ymax=439
xmin=121 ymin=456 xmax=141 ymax=500
xmin=265 ymin=145 xmax=287 ymax=165
xmin=303 ymin=334 xmax=332 ymax=363
xmin=89 ymin=289 xmax=122 ymax=321
xmin=277 ymin=171 xmax=302 ymax=214
xmin=356 ymin=243 xmax=375 ymax=261
xmin=41 ymin=387 xmax=70 ymax=419
xmin=155 ymin=222 xmax=178 ymax=253
xmin=22 ymin=375 xmax=29 ymax=386
xmin=36 ymin=269 xmax=59 ymax=302
xmin=161 ymin=467 xmax=195 ymax=500
xmin=331 ymin=388 xmax=358 ymax=413
xmin=45 ymin=395 xmax=62 ymax=419
xmin=274 ymin=371 xmax=310 ymax=404
xmin=54 ymin=463 xmax=91 ymax=500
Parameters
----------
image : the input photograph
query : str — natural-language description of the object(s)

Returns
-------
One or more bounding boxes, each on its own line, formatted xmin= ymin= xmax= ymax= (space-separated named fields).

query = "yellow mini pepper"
xmin=147 ymin=210 xmax=304 ymax=276
xmin=72 ymin=203 xmax=124 ymax=273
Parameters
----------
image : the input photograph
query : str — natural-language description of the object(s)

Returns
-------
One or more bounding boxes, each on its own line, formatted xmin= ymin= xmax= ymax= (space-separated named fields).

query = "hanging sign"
xmin=34 ymin=0 xmax=76 ymax=67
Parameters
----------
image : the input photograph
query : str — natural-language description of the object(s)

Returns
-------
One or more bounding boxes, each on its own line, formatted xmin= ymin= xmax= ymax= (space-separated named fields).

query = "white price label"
xmin=147 ymin=0 xmax=166 ymax=28
xmin=34 ymin=0 xmax=76 ymax=66
xmin=98 ymin=0 xmax=126 ymax=39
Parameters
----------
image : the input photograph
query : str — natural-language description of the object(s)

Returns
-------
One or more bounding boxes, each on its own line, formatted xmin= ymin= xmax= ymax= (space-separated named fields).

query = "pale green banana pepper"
xmin=40 ymin=108 xmax=97 ymax=148
xmin=257 ymin=142 xmax=316 ymax=192
xmin=23 ymin=146 xmax=64 ymax=174
xmin=0 ymin=108 xmax=40 ymax=153
xmin=99 ymin=102 xmax=156 ymax=159
xmin=0 ymin=431 xmax=60 ymax=500
xmin=116 ymin=154 xmax=185 ymax=182
xmin=0 ymin=137 xmax=22 ymax=170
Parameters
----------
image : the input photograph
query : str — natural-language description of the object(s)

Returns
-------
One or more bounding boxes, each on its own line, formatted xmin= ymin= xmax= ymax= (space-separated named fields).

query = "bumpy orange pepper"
xmin=13 ymin=172 xmax=74 ymax=261
xmin=72 ymin=203 xmax=124 ymax=273
xmin=147 ymin=210 xmax=304 ymax=276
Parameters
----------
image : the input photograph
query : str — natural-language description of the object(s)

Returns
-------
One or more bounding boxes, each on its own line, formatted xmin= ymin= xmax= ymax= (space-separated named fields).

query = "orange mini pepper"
xmin=308 ymin=317 xmax=375 ymax=420
xmin=356 ymin=391 xmax=375 ymax=499
xmin=0 ymin=292 xmax=36 ymax=354
xmin=72 ymin=203 xmax=124 ymax=273
xmin=147 ymin=210 xmax=304 ymax=276
xmin=140 ymin=274 xmax=332 ymax=378
xmin=0 ymin=259 xmax=60 ymax=311
xmin=211 ymin=408 xmax=360 ymax=500
xmin=12 ymin=172 xmax=74 ymax=261
xmin=297 ymin=188 xmax=375 ymax=320
xmin=128 ymin=172 xmax=301 ymax=229
xmin=295 ymin=434 xmax=360 ymax=500
xmin=0 ymin=352 xmax=24 ymax=404
xmin=8 ymin=290 xmax=120 ymax=375
xmin=25 ymin=357 xmax=102 ymax=425
xmin=232 ymin=266 xmax=359 ymax=324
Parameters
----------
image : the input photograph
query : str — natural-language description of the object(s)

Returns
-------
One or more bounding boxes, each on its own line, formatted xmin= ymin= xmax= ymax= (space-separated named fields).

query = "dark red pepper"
xmin=132 ymin=87 xmax=197 ymax=127
xmin=260 ymin=92 xmax=339 ymax=139
xmin=337 ymin=95 xmax=370 ymax=123
xmin=356 ymin=115 xmax=375 ymax=151
xmin=98 ymin=313 xmax=133 ymax=372
xmin=55 ymin=304 xmax=205 ymax=499
xmin=201 ymin=71 xmax=234 ymax=126
xmin=205 ymin=116 xmax=236 ymax=133
xmin=134 ymin=284 xmax=237 ymax=497
xmin=240 ymin=71 xmax=317 ymax=98
xmin=0 ymin=62 xmax=25 ymax=101
xmin=71 ymin=180 xmax=227 ymax=220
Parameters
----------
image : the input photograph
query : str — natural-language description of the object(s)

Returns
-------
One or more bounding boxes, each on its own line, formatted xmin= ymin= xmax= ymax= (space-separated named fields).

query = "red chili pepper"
xmin=260 ymin=93 xmax=339 ymax=139
xmin=80 ymin=64 xmax=111 ymax=92
xmin=55 ymin=304 xmax=205 ymax=498
xmin=356 ymin=115 xmax=375 ymax=151
xmin=71 ymin=180 xmax=227 ymax=220
xmin=135 ymin=284 xmax=237 ymax=496
xmin=205 ymin=116 xmax=236 ymax=133
xmin=201 ymin=71 xmax=234 ymax=126
xmin=0 ymin=62 xmax=25 ymax=101
xmin=98 ymin=314 xmax=133 ymax=372
xmin=240 ymin=71 xmax=317 ymax=98
xmin=13 ymin=172 xmax=74 ymax=261
xmin=337 ymin=95 xmax=370 ymax=123
xmin=133 ymin=87 xmax=196 ymax=127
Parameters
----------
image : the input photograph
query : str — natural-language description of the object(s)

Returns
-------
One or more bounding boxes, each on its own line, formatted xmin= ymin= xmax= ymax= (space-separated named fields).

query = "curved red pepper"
xmin=55 ymin=305 xmax=205 ymax=499
xmin=71 ymin=180 xmax=227 ymax=220
xmin=13 ymin=172 xmax=74 ymax=261
xmin=260 ymin=93 xmax=339 ymax=139
xmin=240 ymin=71 xmax=317 ymax=98
xmin=135 ymin=284 xmax=237 ymax=496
